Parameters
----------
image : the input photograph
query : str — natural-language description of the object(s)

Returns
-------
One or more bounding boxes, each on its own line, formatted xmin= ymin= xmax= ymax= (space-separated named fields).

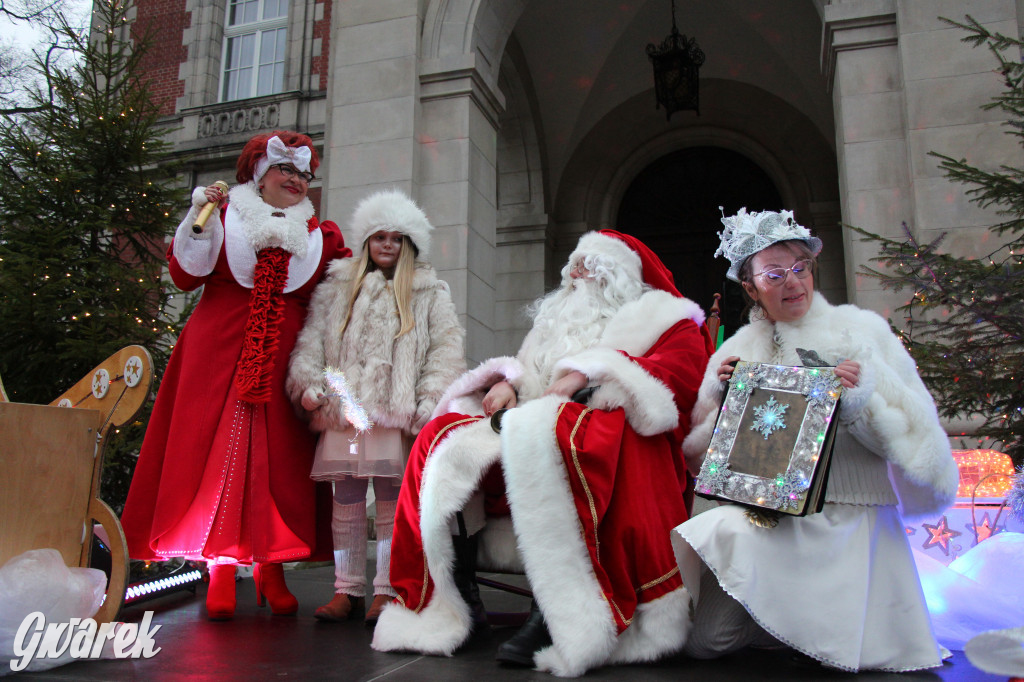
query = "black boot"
xmin=451 ymin=513 xmax=489 ymax=635
xmin=496 ymin=600 xmax=551 ymax=666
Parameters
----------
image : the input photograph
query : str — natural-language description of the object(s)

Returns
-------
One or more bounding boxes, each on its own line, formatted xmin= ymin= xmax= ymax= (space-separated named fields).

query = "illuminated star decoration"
xmin=323 ymin=367 xmax=372 ymax=432
xmin=921 ymin=515 xmax=962 ymax=556
xmin=1008 ymin=465 xmax=1024 ymax=523
xmin=750 ymin=395 xmax=789 ymax=440
xmin=967 ymin=513 xmax=1000 ymax=545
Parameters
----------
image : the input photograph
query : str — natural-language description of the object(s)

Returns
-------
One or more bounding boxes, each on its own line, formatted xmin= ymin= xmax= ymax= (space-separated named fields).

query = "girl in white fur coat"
xmin=671 ymin=208 xmax=959 ymax=672
xmin=287 ymin=190 xmax=465 ymax=623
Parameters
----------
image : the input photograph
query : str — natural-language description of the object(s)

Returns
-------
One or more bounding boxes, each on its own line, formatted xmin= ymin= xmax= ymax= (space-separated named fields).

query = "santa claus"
xmin=371 ymin=230 xmax=714 ymax=676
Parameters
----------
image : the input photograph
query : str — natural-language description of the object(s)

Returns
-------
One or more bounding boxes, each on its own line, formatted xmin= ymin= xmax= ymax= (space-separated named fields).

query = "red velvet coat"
xmin=372 ymin=290 xmax=712 ymax=676
xmin=122 ymin=197 xmax=349 ymax=564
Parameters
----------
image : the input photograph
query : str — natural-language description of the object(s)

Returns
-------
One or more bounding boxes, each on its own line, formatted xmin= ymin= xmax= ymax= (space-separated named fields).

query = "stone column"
xmin=822 ymin=0 xmax=1017 ymax=318
xmin=321 ymin=1 xmax=422 ymax=221
xmin=417 ymin=55 xmax=505 ymax=365
xmin=822 ymin=0 xmax=908 ymax=314
xmin=321 ymin=2 xmax=505 ymax=365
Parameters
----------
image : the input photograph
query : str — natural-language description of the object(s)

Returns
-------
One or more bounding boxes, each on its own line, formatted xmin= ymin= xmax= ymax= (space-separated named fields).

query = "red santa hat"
xmin=569 ymin=229 xmax=681 ymax=298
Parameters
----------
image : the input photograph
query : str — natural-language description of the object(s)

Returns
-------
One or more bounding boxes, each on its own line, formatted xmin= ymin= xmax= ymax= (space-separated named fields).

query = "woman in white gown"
xmin=672 ymin=208 xmax=960 ymax=672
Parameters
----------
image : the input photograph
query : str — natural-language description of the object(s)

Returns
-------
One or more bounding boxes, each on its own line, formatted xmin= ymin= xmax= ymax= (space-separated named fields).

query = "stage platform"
xmin=16 ymin=562 xmax=1005 ymax=681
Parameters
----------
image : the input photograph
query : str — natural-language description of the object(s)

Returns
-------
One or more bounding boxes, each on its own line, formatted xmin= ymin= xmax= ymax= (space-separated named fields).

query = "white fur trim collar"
xmin=228 ymin=182 xmax=314 ymax=258
xmin=224 ymin=183 xmax=324 ymax=293
xmin=601 ymin=290 xmax=705 ymax=356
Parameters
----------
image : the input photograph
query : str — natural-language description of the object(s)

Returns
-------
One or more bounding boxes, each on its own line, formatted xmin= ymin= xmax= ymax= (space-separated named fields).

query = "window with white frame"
xmin=220 ymin=0 xmax=289 ymax=101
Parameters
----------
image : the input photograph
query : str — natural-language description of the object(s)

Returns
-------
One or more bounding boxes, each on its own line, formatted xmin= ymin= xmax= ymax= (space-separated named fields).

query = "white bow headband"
xmin=253 ymin=136 xmax=313 ymax=182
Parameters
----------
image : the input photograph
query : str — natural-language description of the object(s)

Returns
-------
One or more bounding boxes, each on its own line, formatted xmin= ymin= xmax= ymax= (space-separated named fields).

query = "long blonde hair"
xmin=340 ymin=235 xmax=418 ymax=339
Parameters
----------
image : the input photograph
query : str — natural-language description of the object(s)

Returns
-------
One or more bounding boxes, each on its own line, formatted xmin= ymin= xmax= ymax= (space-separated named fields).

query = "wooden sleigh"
xmin=0 ymin=345 xmax=153 ymax=624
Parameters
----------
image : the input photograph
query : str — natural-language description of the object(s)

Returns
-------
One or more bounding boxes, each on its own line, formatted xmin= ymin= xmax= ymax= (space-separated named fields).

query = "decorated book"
xmin=694 ymin=361 xmax=843 ymax=516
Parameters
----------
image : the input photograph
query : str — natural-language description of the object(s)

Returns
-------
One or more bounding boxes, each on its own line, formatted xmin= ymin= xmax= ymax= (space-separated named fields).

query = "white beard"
xmin=519 ymin=275 xmax=641 ymax=384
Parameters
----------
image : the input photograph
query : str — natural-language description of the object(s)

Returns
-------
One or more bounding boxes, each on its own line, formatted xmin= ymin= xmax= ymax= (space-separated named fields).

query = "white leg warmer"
xmin=372 ymin=498 xmax=398 ymax=597
xmin=331 ymin=500 xmax=368 ymax=597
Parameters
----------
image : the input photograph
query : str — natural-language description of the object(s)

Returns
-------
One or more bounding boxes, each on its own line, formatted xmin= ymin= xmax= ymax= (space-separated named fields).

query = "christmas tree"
xmin=851 ymin=16 xmax=1023 ymax=466
xmin=0 ymin=0 xmax=189 ymax=511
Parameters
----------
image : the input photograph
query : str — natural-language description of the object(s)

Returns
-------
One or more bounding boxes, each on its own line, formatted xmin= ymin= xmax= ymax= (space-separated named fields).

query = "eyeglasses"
xmin=755 ymin=258 xmax=814 ymax=286
xmin=269 ymin=163 xmax=314 ymax=183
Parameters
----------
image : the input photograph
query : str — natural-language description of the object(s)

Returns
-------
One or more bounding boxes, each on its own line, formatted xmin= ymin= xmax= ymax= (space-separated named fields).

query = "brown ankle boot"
xmin=314 ymin=592 xmax=364 ymax=621
xmin=364 ymin=594 xmax=391 ymax=625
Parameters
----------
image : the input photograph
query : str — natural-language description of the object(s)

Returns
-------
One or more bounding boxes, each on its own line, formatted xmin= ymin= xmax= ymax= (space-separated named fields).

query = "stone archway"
xmin=615 ymin=147 xmax=784 ymax=339
xmin=551 ymin=80 xmax=844 ymax=319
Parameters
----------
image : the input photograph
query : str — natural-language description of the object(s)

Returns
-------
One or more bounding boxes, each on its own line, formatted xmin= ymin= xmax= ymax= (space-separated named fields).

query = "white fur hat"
xmin=348 ymin=189 xmax=434 ymax=261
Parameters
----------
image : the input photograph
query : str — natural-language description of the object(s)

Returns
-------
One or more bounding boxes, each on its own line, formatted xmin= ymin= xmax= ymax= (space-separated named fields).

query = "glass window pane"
xmin=259 ymin=27 xmax=284 ymax=64
xmin=224 ymin=35 xmax=236 ymax=68
xmin=256 ymin=64 xmax=273 ymax=96
xmin=240 ymin=33 xmax=255 ymax=66
xmin=262 ymin=0 xmax=287 ymax=21
xmin=223 ymin=33 xmax=257 ymax=101
xmin=236 ymin=66 xmax=253 ymax=99
xmin=222 ymin=70 xmax=236 ymax=100
xmin=273 ymin=61 xmax=284 ymax=93
xmin=255 ymin=28 xmax=286 ymax=96
xmin=228 ymin=0 xmax=258 ymax=25
xmin=255 ymin=61 xmax=283 ymax=96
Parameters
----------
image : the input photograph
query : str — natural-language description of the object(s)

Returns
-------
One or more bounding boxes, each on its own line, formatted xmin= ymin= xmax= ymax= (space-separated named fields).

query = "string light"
xmin=953 ymin=449 xmax=1013 ymax=498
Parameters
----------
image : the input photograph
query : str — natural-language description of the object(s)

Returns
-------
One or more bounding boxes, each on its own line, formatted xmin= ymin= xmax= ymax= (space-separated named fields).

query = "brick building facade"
xmin=133 ymin=0 xmax=1021 ymax=374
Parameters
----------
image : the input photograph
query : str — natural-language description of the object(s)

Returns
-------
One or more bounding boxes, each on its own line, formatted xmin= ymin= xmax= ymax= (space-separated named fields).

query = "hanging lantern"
xmin=646 ymin=0 xmax=705 ymax=119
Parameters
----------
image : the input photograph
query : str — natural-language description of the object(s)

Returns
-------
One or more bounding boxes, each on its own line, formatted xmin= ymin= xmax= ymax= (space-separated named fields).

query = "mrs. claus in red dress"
xmin=372 ymin=230 xmax=713 ymax=676
xmin=122 ymin=131 xmax=350 ymax=619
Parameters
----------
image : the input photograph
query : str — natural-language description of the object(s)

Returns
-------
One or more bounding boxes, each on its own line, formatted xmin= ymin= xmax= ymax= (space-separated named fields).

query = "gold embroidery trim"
xmin=412 ymin=416 xmax=482 ymax=613
xmin=567 ymin=406 xmax=599 ymax=563
xmin=639 ymin=565 xmax=679 ymax=592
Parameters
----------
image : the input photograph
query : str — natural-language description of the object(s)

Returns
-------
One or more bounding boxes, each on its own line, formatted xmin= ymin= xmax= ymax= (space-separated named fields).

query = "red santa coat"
xmin=372 ymin=289 xmax=712 ymax=676
xmin=122 ymin=187 xmax=350 ymax=564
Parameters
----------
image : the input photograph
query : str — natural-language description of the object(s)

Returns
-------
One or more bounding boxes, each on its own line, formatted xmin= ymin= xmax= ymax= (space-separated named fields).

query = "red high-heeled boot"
xmin=254 ymin=562 xmax=298 ymax=615
xmin=206 ymin=563 xmax=237 ymax=620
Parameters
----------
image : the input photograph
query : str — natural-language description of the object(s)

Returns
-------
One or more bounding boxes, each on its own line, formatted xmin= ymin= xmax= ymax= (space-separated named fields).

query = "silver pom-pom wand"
xmin=323 ymin=366 xmax=373 ymax=432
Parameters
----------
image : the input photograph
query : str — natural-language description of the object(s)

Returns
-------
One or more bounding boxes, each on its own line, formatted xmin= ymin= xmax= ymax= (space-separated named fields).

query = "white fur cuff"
xmin=553 ymin=348 xmax=678 ymax=436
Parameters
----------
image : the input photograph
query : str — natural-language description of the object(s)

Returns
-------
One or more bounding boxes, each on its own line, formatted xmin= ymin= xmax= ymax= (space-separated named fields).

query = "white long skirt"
xmin=672 ymin=503 xmax=943 ymax=672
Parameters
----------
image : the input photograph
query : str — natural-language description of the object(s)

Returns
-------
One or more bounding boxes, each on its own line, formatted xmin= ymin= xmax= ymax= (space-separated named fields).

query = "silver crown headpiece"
xmin=715 ymin=207 xmax=821 ymax=282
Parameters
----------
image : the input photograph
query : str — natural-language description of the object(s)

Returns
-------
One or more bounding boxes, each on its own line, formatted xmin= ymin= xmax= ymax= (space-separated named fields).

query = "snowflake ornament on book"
xmin=750 ymin=395 xmax=789 ymax=440
xmin=697 ymin=459 xmax=732 ymax=496
xmin=729 ymin=363 xmax=767 ymax=396
xmin=769 ymin=470 xmax=810 ymax=511
xmin=804 ymin=371 xmax=842 ymax=409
